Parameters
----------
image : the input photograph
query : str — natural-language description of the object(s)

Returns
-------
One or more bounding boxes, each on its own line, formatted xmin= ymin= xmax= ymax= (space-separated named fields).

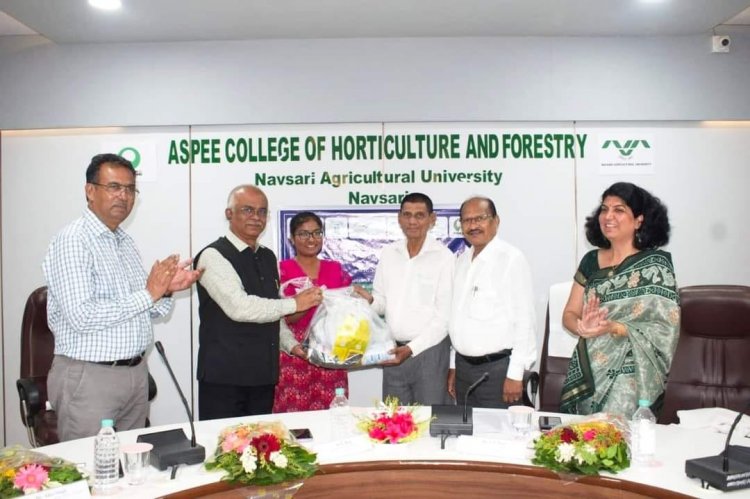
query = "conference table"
xmin=35 ymin=407 xmax=743 ymax=498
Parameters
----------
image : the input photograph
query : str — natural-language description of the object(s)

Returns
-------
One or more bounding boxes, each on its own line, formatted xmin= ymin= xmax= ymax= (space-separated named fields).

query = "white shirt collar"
xmin=396 ymin=237 xmax=441 ymax=257
xmin=225 ymin=230 xmax=262 ymax=252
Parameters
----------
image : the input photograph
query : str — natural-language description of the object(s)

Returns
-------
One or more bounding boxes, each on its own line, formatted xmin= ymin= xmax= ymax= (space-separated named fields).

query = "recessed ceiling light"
xmin=89 ymin=0 xmax=122 ymax=10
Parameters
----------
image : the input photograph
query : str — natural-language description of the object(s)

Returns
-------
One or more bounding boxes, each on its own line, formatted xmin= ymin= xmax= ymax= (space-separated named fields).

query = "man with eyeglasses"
xmin=358 ymin=192 xmax=454 ymax=405
xmin=447 ymin=196 xmax=537 ymax=408
xmin=194 ymin=185 xmax=323 ymax=419
xmin=42 ymin=153 xmax=202 ymax=441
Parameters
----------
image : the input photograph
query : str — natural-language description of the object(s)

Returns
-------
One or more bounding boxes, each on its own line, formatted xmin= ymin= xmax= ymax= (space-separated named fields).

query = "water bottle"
xmin=631 ymin=399 xmax=656 ymax=465
xmin=329 ymin=387 xmax=352 ymax=438
xmin=93 ymin=419 xmax=120 ymax=494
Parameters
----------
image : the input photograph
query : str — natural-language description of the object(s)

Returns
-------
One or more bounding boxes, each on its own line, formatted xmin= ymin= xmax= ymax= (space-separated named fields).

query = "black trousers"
xmin=455 ymin=353 xmax=511 ymax=409
xmin=198 ymin=381 xmax=275 ymax=421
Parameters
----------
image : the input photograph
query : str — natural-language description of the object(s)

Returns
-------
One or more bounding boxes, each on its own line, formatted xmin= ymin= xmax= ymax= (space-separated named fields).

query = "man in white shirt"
xmin=448 ymin=196 xmax=536 ymax=408
xmin=360 ymin=193 xmax=454 ymax=405
xmin=194 ymin=185 xmax=322 ymax=419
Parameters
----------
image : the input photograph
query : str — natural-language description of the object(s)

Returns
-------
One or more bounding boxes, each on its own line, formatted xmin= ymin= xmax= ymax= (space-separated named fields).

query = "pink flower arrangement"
xmin=357 ymin=397 xmax=428 ymax=444
xmin=205 ymin=421 xmax=317 ymax=486
xmin=13 ymin=464 xmax=48 ymax=493
xmin=0 ymin=446 xmax=84 ymax=497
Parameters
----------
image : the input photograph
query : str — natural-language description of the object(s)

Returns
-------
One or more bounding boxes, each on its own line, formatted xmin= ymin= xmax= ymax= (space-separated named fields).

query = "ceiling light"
xmin=89 ymin=0 xmax=122 ymax=10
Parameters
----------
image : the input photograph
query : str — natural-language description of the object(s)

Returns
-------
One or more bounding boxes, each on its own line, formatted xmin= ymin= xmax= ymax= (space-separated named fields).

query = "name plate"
xmin=26 ymin=480 xmax=90 ymax=498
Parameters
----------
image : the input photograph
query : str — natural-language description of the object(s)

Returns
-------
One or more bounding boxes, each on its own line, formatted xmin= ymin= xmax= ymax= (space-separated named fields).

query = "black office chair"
xmin=659 ymin=285 xmax=750 ymax=424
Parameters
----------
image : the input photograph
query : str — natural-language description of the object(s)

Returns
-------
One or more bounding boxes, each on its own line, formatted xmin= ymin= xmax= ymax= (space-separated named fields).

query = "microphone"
xmin=463 ymin=372 xmax=490 ymax=423
xmin=137 ymin=341 xmax=206 ymax=471
xmin=430 ymin=372 xmax=490 ymax=449
xmin=685 ymin=399 xmax=750 ymax=491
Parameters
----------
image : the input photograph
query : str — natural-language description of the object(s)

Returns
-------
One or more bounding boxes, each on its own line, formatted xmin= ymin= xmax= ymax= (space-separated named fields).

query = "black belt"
xmin=395 ymin=340 xmax=410 ymax=347
xmin=458 ymin=349 xmax=512 ymax=366
xmin=93 ymin=352 xmax=145 ymax=367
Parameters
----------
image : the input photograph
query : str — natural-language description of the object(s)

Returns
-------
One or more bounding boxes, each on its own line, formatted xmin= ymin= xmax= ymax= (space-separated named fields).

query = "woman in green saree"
xmin=559 ymin=182 xmax=680 ymax=418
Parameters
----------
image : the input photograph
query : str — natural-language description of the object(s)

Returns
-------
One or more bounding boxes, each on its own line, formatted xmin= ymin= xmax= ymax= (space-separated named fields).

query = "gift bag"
xmin=306 ymin=286 xmax=395 ymax=368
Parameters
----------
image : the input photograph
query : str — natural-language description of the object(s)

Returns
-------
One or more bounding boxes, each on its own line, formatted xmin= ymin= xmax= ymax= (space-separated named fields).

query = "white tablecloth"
xmin=36 ymin=408 xmax=744 ymax=498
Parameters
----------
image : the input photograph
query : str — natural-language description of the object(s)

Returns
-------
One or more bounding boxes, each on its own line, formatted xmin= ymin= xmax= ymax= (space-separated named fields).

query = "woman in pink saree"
xmin=273 ymin=211 xmax=351 ymax=412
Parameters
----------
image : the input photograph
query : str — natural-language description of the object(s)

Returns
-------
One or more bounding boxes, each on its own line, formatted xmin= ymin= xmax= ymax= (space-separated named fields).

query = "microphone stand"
xmin=685 ymin=400 xmax=750 ymax=491
xmin=430 ymin=372 xmax=490 ymax=449
xmin=137 ymin=341 xmax=206 ymax=473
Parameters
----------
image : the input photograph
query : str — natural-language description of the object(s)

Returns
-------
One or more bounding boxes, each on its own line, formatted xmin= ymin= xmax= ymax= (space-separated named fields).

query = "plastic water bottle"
xmin=329 ymin=387 xmax=352 ymax=438
xmin=631 ymin=399 xmax=656 ymax=465
xmin=93 ymin=419 xmax=120 ymax=494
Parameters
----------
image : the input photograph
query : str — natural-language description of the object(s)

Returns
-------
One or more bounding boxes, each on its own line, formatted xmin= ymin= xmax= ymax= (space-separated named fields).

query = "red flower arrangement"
xmin=205 ymin=421 xmax=317 ymax=486
xmin=532 ymin=416 xmax=630 ymax=475
xmin=357 ymin=397 xmax=428 ymax=444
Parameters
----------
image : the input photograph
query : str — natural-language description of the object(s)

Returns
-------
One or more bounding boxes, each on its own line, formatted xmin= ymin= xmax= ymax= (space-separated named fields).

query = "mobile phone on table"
xmin=538 ymin=416 xmax=562 ymax=431
xmin=290 ymin=428 xmax=314 ymax=440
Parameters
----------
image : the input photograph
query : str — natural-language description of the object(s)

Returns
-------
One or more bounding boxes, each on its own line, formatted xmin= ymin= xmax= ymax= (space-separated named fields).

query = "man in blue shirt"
xmin=43 ymin=153 xmax=202 ymax=441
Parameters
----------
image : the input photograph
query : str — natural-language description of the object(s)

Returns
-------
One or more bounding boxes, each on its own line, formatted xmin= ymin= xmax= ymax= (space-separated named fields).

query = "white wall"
xmin=2 ymin=122 xmax=749 ymax=449
xmin=1 ymin=33 xmax=749 ymax=446
xmin=1 ymin=33 xmax=749 ymax=130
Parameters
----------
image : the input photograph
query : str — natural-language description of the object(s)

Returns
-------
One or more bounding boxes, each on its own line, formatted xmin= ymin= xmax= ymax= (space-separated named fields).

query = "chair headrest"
xmin=680 ymin=285 xmax=750 ymax=340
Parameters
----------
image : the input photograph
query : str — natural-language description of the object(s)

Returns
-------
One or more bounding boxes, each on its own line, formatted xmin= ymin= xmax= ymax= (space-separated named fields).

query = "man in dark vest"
xmin=195 ymin=185 xmax=322 ymax=420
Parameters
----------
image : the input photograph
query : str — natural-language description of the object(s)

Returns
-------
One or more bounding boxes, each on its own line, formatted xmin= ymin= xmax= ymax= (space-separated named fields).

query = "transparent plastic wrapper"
xmin=531 ymin=412 xmax=631 ymax=478
xmin=306 ymin=286 xmax=395 ymax=368
xmin=279 ymin=277 xmax=315 ymax=298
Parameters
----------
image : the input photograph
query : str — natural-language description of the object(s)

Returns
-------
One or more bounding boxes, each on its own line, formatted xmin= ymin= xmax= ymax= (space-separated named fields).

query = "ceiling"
xmin=0 ymin=0 xmax=749 ymax=44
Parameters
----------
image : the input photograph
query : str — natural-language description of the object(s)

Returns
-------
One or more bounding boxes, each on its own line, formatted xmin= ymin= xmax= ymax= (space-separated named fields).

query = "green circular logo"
xmin=119 ymin=147 xmax=141 ymax=168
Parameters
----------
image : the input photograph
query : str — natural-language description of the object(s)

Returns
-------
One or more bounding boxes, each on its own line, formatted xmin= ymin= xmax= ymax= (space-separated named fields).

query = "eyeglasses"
xmin=459 ymin=213 xmax=494 ymax=226
xmin=295 ymin=230 xmax=324 ymax=240
xmin=90 ymin=182 xmax=139 ymax=196
xmin=236 ymin=206 xmax=268 ymax=218
xmin=399 ymin=211 xmax=429 ymax=221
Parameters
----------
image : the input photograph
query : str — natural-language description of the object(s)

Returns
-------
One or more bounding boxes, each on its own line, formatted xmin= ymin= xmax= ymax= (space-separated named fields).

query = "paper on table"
xmin=456 ymin=435 xmax=531 ymax=461
xmin=309 ymin=435 xmax=373 ymax=462
xmin=473 ymin=408 xmax=514 ymax=436
xmin=675 ymin=407 xmax=750 ymax=435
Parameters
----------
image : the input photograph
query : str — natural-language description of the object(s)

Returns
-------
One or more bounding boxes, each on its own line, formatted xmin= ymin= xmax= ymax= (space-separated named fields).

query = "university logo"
xmin=102 ymin=140 xmax=155 ymax=181
xmin=598 ymin=134 xmax=655 ymax=175
xmin=118 ymin=146 xmax=142 ymax=170
xmin=601 ymin=139 xmax=651 ymax=159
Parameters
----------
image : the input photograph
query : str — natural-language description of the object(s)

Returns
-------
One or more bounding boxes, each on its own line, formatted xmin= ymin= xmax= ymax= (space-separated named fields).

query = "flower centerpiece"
xmin=205 ymin=421 xmax=317 ymax=486
xmin=0 ymin=446 xmax=84 ymax=497
xmin=357 ymin=397 xmax=428 ymax=444
xmin=532 ymin=417 xmax=630 ymax=475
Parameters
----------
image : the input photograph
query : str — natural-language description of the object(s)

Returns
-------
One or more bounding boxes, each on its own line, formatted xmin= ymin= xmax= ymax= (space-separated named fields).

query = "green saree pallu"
xmin=560 ymin=249 xmax=681 ymax=418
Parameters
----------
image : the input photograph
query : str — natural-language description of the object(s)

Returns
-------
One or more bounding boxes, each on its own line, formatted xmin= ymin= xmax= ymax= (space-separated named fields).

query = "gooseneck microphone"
xmin=463 ymin=372 xmax=490 ymax=423
xmin=685 ymin=399 xmax=750 ymax=491
xmin=722 ymin=403 xmax=749 ymax=472
xmin=137 ymin=341 xmax=205 ymax=472
xmin=155 ymin=341 xmax=198 ymax=448
xmin=431 ymin=372 xmax=491 ymax=449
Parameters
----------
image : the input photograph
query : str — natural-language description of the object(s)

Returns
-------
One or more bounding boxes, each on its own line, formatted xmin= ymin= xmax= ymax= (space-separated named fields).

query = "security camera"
xmin=712 ymin=35 xmax=731 ymax=53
